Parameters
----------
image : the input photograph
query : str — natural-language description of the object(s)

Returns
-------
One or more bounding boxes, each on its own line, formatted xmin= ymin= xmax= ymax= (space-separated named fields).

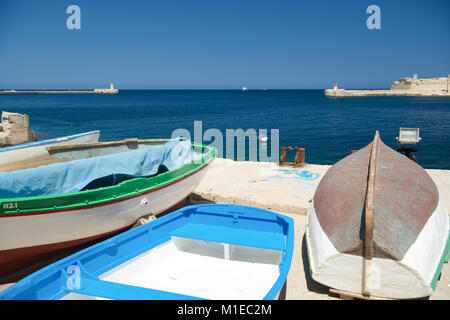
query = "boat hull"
xmin=306 ymin=193 xmax=449 ymax=300
xmin=0 ymin=161 xmax=211 ymax=278
xmin=305 ymin=132 xmax=450 ymax=299
xmin=0 ymin=131 xmax=100 ymax=172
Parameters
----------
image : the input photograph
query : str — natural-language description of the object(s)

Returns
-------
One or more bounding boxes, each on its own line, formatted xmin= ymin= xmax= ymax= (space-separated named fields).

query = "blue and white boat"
xmin=0 ymin=204 xmax=294 ymax=300
xmin=0 ymin=131 xmax=100 ymax=172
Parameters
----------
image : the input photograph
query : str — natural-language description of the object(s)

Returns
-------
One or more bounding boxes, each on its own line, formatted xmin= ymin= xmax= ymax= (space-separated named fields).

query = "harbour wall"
xmin=324 ymin=89 xmax=450 ymax=97
xmin=0 ymin=90 xmax=118 ymax=95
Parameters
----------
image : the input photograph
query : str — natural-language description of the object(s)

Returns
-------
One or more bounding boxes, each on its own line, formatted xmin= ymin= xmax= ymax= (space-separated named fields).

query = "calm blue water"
xmin=1 ymin=90 xmax=449 ymax=169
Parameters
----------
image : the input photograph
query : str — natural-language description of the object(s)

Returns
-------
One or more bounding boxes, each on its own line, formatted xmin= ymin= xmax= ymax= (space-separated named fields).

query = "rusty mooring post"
xmin=280 ymin=147 xmax=288 ymax=163
xmin=280 ymin=146 xmax=306 ymax=166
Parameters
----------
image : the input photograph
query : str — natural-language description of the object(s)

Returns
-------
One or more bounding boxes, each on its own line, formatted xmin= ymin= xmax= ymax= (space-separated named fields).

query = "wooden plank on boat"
xmin=46 ymin=138 xmax=171 ymax=152
xmin=362 ymin=131 xmax=379 ymax=295
xmin=330 ymin=288 xmax=394 ymax=300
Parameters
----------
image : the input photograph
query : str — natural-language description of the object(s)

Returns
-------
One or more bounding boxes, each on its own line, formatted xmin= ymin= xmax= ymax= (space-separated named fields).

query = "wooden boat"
xmin=0 ymin=204 xmax=294 ymax=300
xmin=0 ymin=131 xmax=100 ymax=172
xmin=0 ymin=138 xmax=216 ymax=279
xmin=306 ymin=131 xmax=449 ymax=299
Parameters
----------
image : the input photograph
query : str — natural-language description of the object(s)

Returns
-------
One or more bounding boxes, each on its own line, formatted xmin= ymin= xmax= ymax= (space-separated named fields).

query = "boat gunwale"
xmin=0 ymin=131 xmax=100 ymax=152
xmin=0 ymin=143 xmax=216 ymax=217
xmin=45 ymin=138 xmax=171 ymax=153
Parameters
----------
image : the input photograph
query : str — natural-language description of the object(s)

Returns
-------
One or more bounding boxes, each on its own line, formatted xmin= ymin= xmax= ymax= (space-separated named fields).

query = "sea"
xmin=0 ymin=90 xmax=449 ymax=169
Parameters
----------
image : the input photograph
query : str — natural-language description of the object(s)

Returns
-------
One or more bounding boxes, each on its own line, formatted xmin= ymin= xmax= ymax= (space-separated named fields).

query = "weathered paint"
xmin=313 ymin=143 xmax=370 ymax=256
xmin=313 ymin=136 xmax=439 ymax=260
xmin=373 ymin=141 xmax=438 ymax=260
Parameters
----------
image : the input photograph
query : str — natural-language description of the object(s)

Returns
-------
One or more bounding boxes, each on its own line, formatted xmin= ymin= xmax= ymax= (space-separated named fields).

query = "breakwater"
xmin=1 ymin=83 xmax=118 ymax=95
xmin=0 ymin=90 xmax=117 ymax=95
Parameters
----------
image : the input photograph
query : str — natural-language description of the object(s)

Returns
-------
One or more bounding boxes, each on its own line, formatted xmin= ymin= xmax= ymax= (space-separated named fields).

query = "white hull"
xmin=306 ymin=199 xmax=449 ymax=299
xmin=0 ymin=165 xmax=210 ymax=252
xmin=0 ymin=131 xmax=100 ymax=171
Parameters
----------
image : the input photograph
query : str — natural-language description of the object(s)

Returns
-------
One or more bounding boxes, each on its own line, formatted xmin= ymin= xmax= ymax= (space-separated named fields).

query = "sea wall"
xmin=324 ymin=89 xmax=450 ymax=97
xmin=392 ymin=76 xmax=449 ymax=91
xmin=326 ymin=74 xmax=450 ymax=97
xmin=0 ymin=90 xmax=118 ymax=95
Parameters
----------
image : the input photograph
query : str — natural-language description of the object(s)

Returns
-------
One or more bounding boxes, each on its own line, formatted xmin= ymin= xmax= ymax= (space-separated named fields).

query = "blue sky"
xmin=0 ymin=0 xmax=449 ymax=89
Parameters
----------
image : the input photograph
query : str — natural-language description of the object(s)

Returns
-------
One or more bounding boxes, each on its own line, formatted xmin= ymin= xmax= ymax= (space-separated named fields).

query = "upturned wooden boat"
xmin=0 ymin=138 xmax=215 ymax=279
xmin=306 ymin=131 xmax=449 ymax=299
xmin=0 ymin=131 xmax=100 ymax=172
xmin=0 ymin=204 xmax=294 ymax=300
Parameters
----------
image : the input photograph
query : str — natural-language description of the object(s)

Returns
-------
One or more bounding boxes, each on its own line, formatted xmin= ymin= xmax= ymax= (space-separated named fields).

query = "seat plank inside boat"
xmin=170 ymin=223 xmax=286 ymax=251
xmin=62 ymin=278 xmax=199 ymax=300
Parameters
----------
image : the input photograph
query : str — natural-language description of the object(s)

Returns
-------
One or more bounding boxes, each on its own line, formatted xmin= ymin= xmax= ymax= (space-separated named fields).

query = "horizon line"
xmin=0 ymin=87 xmax=390 ymax=91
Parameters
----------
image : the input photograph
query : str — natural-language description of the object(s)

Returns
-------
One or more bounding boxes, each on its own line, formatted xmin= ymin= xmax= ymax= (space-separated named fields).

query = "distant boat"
xmin=0 ymin=131 xmax=100 ymax=172
xmin=259 ymin=134 xmax=268 ymax=143
xmin=242 ymin=86 xmax=248 ymax=91
xmin=306 ymin=131 xmax=449 ymax=299
xmin=0 ymin=204 xmax=294 ymax=300
xmin=0 ymin=138 xmax=216 ymax=279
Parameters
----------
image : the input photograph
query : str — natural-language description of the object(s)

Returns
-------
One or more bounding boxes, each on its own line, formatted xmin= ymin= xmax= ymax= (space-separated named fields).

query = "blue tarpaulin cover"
xmin=0 ymin=138 xmax=194 ymax=199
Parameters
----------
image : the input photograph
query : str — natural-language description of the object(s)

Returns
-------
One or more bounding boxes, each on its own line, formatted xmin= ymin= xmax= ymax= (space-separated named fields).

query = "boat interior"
xmin=0 ymin=138 xmax=206 ymax=198
xmin=0 ymin=138 xmax=172 ymax=173
xmin=62 ymin=237 xmax=282 ymax=300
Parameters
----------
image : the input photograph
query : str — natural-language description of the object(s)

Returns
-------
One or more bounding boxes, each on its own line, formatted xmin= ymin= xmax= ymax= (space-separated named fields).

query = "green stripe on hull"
xmin=0 ymin=143 xmax=215 ymax=216
xmin=430 ymin=229 xmax=450 ymax=291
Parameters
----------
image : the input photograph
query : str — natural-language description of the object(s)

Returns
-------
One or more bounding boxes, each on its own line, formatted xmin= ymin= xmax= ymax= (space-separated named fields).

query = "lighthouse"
xmin=324 ymin=80 xmax=346 ymax=96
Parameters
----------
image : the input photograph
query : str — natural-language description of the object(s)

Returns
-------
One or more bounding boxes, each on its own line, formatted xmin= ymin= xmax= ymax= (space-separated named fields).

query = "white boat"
xmin=259 ymin=135 xmax=268 ymax=143
xmin=306 ymin=131 xmax=449 ymax=299
xmin=0 ymin=138 xmax=216 ymax=279
xmin=242 ymin=86 xmax=248 ymax=91
xmin=0 ymin=131 xmax=100 ymax=172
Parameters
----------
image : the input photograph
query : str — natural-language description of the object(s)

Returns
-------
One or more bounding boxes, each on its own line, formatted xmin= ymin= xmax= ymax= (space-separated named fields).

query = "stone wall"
xmin=0 ymin=111 xmax=36 ymax=147
xmin=391 ymin=75 xmax=449 ymax=92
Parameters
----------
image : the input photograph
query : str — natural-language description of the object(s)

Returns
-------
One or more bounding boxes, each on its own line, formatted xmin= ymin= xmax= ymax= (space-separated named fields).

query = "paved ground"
xmin=194 ymin=158 xmax=331 ymax=214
